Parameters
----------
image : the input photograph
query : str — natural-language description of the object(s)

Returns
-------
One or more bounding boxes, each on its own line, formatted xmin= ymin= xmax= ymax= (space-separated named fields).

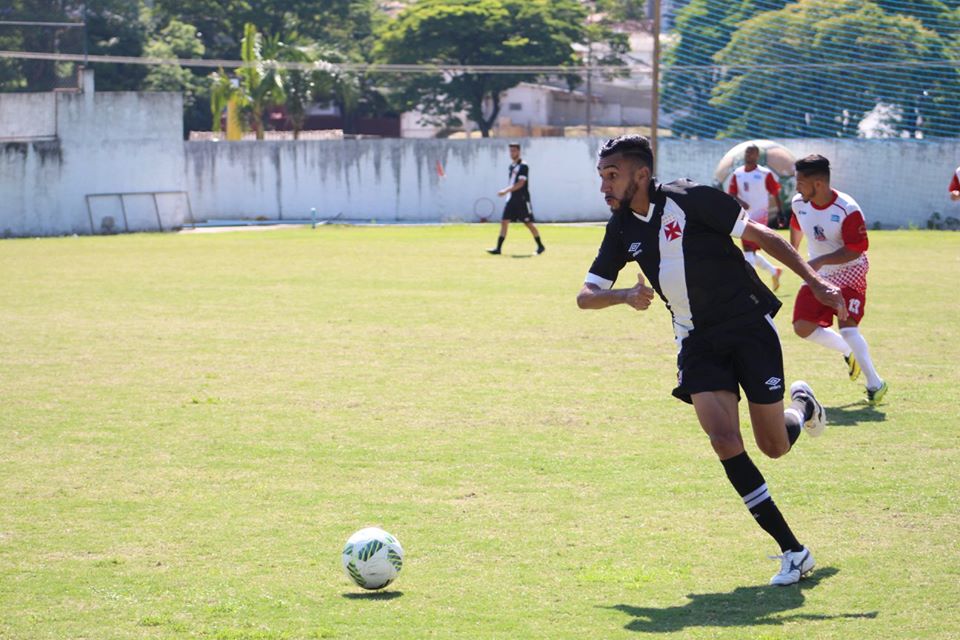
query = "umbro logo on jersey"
xmin=765 ymin=377 xmax=783 ymax=390
xmin=628 ymin=242 xmax=643 ymax=256
xmin=830 ymin=214 xmax=840 ymax=222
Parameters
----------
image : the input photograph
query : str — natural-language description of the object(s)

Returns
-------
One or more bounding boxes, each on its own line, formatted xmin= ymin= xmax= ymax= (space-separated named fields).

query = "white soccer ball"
xmin=341 ymin=527 xmax=404 ymax=590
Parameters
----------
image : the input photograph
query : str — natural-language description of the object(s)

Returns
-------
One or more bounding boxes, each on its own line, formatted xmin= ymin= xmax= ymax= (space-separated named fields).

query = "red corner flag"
xmin=436 ymin=160 xmax=446 ymax=179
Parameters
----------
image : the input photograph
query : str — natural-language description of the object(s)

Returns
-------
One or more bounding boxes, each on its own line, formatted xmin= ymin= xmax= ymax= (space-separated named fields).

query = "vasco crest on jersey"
xmin=663 ymin=216 xmax=683 ymax=241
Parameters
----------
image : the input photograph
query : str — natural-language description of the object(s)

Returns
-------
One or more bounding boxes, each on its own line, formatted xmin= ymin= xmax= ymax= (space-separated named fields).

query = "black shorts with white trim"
xmin=672 ymin=314 xmax=785 ymax=405
xmin=502 ymin=197 xmax=534 ymax=222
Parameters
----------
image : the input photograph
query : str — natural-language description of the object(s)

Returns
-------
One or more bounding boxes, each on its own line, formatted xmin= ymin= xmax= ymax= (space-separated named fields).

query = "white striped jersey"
xmin=790 ymin=189 xmax=869 ymax=292
xmin=728 ymin=165 xmax=780 ymax=220
xmin=507 ymin=162 xmax=530 ymax=203
xmin=585 ymin=179 xmax=781 ymax=343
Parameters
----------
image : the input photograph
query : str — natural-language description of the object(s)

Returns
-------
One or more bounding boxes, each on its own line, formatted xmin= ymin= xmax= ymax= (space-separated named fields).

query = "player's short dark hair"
xmin=598 ymin=135 xmax=653 ymax=169
xmin=508 ymin=142 xmax=521 ymax=149
xmin=745 ymin=144 xmax=760 ymax=153
xmin=795 ymin=154 xmax=830 ymax=179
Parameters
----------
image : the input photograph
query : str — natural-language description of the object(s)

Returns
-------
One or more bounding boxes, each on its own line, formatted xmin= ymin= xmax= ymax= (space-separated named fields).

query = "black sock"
xmin=784 ymin=409 xmax=802 ymax=445
xmin=534 ymin=236 xmax=544 ymax=249
xmin=720 ymin=452 xmax=803 ymax=553
xmin=792 ymin=395 xmax=813 ymax=422
xmin=496 ymin=236 xmax=505 ymax=250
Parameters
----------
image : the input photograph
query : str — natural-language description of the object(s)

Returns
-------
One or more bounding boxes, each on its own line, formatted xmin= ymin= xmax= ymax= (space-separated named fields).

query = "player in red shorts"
xmin=728 ymin=144 xmax=783 ymax=290
xmin=790 ymin=154 xmax=887 ymax=405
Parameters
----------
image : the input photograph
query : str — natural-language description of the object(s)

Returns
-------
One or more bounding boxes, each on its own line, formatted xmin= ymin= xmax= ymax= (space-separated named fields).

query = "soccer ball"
xmin=341 ymin=527 xmax=404 ymax=590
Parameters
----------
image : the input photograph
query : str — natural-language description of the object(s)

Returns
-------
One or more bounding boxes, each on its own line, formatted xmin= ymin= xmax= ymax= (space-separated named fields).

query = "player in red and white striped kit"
xmin=948 ymin=165 xmax=960 ymax=201
xmin=790 ymin=154 xmax=887 ymax=405
xmin=729 ymin=144 xmax=783 ymax=290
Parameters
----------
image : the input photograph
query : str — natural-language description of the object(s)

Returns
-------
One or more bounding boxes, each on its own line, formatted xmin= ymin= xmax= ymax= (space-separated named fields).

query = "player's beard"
xmin=613 ymin=181 xmax=639 ymax=216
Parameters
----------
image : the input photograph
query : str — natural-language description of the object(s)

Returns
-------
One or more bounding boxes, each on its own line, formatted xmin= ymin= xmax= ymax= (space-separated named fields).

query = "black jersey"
xmin=585 ymin=179 xmax=781 ymax=342
xmin=508 ymin=162 xmax=530 ymax=202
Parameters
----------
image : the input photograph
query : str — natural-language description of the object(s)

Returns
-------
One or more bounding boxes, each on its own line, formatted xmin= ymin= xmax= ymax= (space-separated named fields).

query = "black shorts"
xmin=502 ymin=198 xmax=534 ymax=222
xmin=672 ymin=315 xmax=785 ymax=405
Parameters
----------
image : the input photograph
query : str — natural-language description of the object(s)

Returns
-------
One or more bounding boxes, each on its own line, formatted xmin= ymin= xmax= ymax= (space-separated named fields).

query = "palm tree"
xmin=209 ymin=69 xmax=240 ymax=136
xmin=237 ymin=23 xmax=285 ymax=140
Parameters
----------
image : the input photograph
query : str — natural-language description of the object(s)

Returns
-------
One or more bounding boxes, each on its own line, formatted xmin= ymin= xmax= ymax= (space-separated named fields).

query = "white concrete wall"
xmin=0 ymin=92 xmax=56 ymax=139
xmin=186 ymin=136 xmax=960 ymax=227
xmin=659 ymin=138 xmax=960 ymax=227
xmin=3 ymin=82 xmax=959 ymax=237
xmin=0 ymin=90 xmax=185 ymax=237
xmin=185 ymin=137 xmax=612 ymax=223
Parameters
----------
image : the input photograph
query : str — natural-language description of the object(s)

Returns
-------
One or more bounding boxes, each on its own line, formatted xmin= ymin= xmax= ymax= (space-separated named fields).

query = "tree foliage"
xmin=595 ymin=0 xmax=646 ymax=22
xmin=374 ymin=0 xmax=586 ymax=137
xmin=149 ymin=0 xmax=380 ymax=63
xmin=0 ymin=0 xmax=146 ymax=91
xmin=660 ymin=0 xmax=790 ymax=138
xmin=6 ymin=0 xmax=958 ymax=139
xmin=710 ymin=0 xmax=960 ymax=138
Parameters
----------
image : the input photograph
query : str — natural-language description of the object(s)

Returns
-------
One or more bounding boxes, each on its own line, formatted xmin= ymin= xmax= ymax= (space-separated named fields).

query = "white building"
xmin=401 ymin=81 xmax=653 ymax=138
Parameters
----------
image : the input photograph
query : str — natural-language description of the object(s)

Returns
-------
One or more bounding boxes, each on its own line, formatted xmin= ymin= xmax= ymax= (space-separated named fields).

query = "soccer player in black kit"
xmin=487 ymin=142 xmax=545 ymax=255
xmin=576 ymin=135 xmax=847 ymax=585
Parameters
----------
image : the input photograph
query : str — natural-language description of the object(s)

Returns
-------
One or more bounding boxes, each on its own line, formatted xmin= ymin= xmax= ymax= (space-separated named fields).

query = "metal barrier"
xmin=84 ymin=190 xmax=193 ymax=234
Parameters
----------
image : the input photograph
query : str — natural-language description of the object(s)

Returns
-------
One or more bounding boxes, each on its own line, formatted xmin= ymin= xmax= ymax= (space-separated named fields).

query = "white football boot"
xmin=770 ymin=547 xmax=815 ymax=586
xmin=790 ymin=380 xmax=826 ymax=437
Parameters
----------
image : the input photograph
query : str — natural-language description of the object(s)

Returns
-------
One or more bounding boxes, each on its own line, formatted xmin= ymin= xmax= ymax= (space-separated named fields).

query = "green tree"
xmin=207 ymin=23 xmax=287 ymax=138
xmin=208 ymin=69 xmax=238 ymax=135
xmin=0 ymin=0 xmax=146 ymax=91
xmin=375 ymin=0 xmax=586 ymax=137
xmin=596 ymin=0 xmax=646 ymax=22
xmin=711 ymin=0 xmax=960 ymax=138
xmin=142 ymin=18 xmax=207 ymax=134
xmin=874 ymin=0 xmax=958 ymax=33
xmin=151 ymin=0 xmax=380 ymax=64
xmin=153 ymin=0 xmax=386 ymax=134
xmin=274 ymin=44 xmax=344 ymax=139
xmin=236 ymin=23 xmax=286 ymax=139
xmin=660 ymin=0 xmax=790 ymax=138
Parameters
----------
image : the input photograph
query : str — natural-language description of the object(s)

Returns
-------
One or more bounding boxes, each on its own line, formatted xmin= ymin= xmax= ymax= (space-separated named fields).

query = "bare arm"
xmin=577 ymin=273 xmax=655 ymax=311
xmin=808 ymin=246 xmax=862 ymax=272
xmin=790 ymin=226 xmax=803 ymax=250
xmin=498 ymin=177 xmax=526 ymax=197
xmin=741 ymin=220 xmax=848 ymax=320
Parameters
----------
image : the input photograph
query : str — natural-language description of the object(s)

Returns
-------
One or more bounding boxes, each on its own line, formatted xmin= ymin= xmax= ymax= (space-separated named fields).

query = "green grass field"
xmin=1 ymin=225 xmax=958 ymax=639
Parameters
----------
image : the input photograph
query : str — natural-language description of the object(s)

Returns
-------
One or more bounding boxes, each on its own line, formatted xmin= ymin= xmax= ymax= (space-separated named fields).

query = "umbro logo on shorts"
xmin=765 ymin=377 xmax=783 ymax=390
xmin=628 ymin=242 xmax=643 ymax=256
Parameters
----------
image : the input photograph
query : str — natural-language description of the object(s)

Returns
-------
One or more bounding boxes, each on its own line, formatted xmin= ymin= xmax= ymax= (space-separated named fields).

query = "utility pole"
xmin=585 ymin=38 xmax=592 ymax=137
xmin=650 ymin=0 xmax=661 ymax=173
xmin=82 ymin=2 xmax=88 ymax=66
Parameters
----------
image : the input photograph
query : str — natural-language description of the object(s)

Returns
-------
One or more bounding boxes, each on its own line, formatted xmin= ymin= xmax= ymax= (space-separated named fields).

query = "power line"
xmin=0 ymin=20 xmax=84 ymax=28
xmin=0 ymin=50 xmax=640 ymax=75
xmin=1 ymin=49 xmax=955 ymax=75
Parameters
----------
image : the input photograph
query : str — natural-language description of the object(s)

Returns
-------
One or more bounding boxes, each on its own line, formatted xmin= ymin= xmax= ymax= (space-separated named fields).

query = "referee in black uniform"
xmin=577 ymin=135 xmax=847 ymax=586
xmin=487 ymin=142 xmax=545 ymax=255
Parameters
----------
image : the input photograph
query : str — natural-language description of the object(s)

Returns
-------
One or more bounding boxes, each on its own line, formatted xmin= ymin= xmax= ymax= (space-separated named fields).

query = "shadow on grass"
xmin=510 ymin=253 xmax=534 ymax=259
xmin=342 ymin=590 xmax=404 ymax=601
xmin=607 ymin=567 xmax=879 ymax=633
xmin=824 ymin=403 xmax=887 ymax=427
